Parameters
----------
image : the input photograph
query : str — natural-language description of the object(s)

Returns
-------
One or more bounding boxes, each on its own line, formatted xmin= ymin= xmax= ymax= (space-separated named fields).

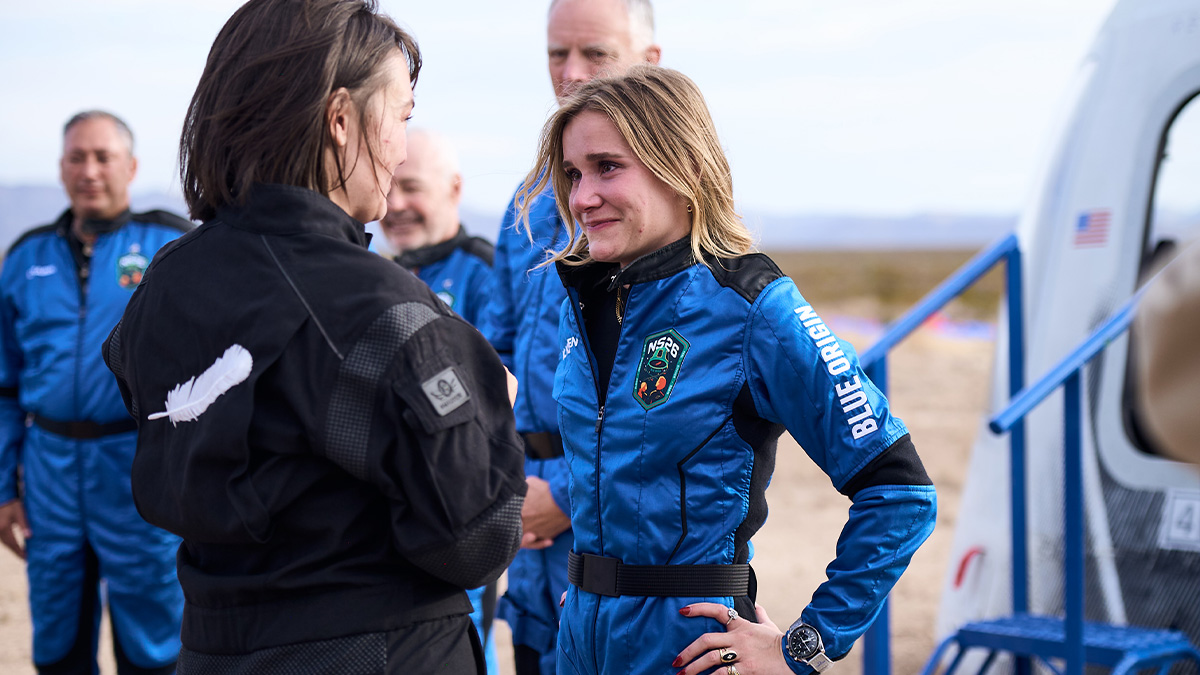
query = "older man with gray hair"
xmin=0 ymin=110 xmax=188 ymax=674
xmin=478 ymin=2 xmax=661 ymax=674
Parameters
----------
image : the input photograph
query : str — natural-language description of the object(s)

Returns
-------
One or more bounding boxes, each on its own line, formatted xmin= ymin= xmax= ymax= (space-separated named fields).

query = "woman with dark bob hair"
xmin=102 ymin=1 xmax=526 ymax=672
xmin=515 ymin=64 xmax=937 ymax=675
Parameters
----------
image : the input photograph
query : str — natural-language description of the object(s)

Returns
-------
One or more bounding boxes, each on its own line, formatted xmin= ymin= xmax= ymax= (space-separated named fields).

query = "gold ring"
xmin=726 ymin=665 xmax=742 ymax=675
xmin=719 ymin=647 xmax=739 ymax=663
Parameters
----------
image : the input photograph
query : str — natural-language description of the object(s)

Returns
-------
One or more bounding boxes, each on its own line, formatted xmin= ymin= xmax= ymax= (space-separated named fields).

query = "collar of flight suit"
xmin=215 ymin=183 xmax=370 ymax=248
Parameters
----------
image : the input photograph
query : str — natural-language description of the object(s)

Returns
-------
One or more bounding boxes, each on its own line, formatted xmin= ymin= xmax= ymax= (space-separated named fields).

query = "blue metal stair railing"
xmin=920 ymin=285 xmax=1200 ymax=675
xmin=856 ymin=233 xmax=1026 ymax=674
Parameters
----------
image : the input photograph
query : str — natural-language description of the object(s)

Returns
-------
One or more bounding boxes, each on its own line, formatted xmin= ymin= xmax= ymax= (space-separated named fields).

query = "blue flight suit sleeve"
xmin=456 ymin=251 xmax=496 ymax=330
xmin=744 ymin=278 xmax=936 ymax=667
xmin=547 ymin=458 xmax=571 ymax=515
xmin=544 ymin=295 xmax=576 ymax=514
xmin=0 ymin=251 xmax=27 ymax=503
xmin=479 ymin=204 xmax=518 ymax=372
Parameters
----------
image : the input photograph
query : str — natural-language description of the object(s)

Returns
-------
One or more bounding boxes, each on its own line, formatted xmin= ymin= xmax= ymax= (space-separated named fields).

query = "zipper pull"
xmin=595 ymin=405 xmax=605 ymax=433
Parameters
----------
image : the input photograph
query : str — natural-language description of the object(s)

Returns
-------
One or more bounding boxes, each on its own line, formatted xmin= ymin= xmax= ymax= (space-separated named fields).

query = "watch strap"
xmin=806 ymin=651 xmax=833 ymax=672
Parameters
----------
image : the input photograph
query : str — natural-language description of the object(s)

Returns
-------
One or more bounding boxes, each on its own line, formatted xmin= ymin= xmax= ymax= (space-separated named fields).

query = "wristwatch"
xmin=784 ymin=623 xmax=833 ymax=672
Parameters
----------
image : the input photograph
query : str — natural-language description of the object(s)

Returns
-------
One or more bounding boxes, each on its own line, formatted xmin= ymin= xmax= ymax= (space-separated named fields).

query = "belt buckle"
xmin=581 ymin=553 xmax=619 ymax=597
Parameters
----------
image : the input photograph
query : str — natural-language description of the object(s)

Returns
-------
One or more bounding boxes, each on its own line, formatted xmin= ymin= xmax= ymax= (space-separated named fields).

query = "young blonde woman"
xmin=516 ymin=65 xmax=937 ymax=675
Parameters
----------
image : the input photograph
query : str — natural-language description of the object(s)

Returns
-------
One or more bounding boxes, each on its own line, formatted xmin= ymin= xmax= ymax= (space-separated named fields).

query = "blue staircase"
xmin=901 ymin=254 xmax=1200 ymax=675
xmin=857 ymin=234 xmax=1200 ymax=673
xmin=926 ymin=615 xmax=1200 ymax=675
xmin=858 ymin=234 xmax=1026 ymax=674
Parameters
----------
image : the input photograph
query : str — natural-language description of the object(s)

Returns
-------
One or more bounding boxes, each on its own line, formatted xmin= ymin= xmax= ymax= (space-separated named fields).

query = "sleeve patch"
xmin=421 ymin=367 xmax=471 ymax=416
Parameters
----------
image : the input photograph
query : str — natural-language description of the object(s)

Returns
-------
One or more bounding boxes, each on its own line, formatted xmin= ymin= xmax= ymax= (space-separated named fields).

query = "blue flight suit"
xmin=397 ymin=225 xmax=495 ymax=328
xmin=0 ymin=209 xmax=189 ymax=670
xmin=478 ymin=190 xmax=573 ymax=675
xmin=553 ymin=239 xmax=937 ymax=675
xmin=396 ymin=224 xmax=499 ymax=674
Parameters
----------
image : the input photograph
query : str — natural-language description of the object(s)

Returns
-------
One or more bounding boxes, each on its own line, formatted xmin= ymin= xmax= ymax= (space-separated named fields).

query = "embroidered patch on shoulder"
xmin=422 ymin=367 xmax=471 ymax=416
xmin=116 ymin=243 xmax=149 ymax=290
xmin=633 ymin=329 xmax=690 ymax=411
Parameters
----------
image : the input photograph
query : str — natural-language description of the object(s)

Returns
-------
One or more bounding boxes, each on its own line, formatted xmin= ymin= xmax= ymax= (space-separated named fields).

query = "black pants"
xmin=176 ymin=614 xmax=484 ymax=675
xmin=36 ymin=543 xmax=175 ymax=675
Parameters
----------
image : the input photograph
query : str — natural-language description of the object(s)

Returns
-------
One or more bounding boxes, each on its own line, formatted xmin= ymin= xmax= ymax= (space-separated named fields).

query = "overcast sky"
xmin=0 ymin=0 xmax=1118 ymax=218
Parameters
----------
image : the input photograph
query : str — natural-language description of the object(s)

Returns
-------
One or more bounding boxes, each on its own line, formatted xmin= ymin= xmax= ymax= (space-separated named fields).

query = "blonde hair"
xmin=516 ymin=65 xmax=754 ymax=267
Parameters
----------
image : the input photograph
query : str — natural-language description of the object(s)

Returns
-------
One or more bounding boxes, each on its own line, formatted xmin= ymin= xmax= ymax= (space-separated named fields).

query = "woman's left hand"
xmin=673 ymin=602 xmax=796 ymax=675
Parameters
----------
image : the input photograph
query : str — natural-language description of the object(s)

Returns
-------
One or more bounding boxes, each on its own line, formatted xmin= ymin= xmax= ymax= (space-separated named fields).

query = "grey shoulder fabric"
xmin=324 ymin=303 xmax=439 ymax=479
xmin=405 ymin=493 xmax=524 ymax=589
xmin=103 ymin=320 xmax=138 ymax=420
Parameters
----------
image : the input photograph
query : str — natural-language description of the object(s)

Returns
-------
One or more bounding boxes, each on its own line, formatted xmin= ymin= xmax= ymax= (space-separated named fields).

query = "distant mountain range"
xmin=0 ymin=185 xmax=194 ymax=252
xmin=1 ymin=184 xmax=1016 ymax=253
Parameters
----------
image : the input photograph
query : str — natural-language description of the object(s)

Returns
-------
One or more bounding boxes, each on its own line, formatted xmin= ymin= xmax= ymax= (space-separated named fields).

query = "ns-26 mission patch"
xmin=633 ymin=328 xmax=690 ymax=411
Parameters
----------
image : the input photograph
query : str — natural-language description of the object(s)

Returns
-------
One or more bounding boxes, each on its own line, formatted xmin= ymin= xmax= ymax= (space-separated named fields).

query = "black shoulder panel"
xmin=133 ymin=209 xmax=194 ymax=233
xmin=7 ymin=222 xmax=61 ymax=257
xmin=461 ymin=236 xmax=495 ymax=266
xmin=706 ymin=253 xmax=785 ymax=304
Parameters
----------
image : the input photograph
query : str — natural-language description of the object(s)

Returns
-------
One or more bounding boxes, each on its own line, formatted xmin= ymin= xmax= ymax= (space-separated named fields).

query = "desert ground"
xmin=0 ymin=249 xmax=999 ymax=674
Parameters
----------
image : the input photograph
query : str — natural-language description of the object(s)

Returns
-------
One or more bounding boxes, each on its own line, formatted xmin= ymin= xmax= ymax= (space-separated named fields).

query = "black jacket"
xmin=103 ymin=184 xmax=526 ymax=655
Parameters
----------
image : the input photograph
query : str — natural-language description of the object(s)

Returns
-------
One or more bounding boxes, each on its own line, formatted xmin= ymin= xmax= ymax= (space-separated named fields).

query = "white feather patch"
xmin=148 ymin=344 xmax=253 ymax=426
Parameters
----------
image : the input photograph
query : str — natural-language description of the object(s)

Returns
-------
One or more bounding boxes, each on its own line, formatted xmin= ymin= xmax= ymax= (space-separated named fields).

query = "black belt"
xmin=567 ymin=551 xmax=750 ymax=597
xmin=32 ymin=415 xmax=137 ymax=439
xmin=522 ymin=432 xmax=564 ymax=459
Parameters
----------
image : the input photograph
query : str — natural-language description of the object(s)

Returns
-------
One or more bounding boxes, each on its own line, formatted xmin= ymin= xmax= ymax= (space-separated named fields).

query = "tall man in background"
xmin=0 ymin=111 xmax=188 ymax=674
xmin=380 ymin=128 xmax=500 ymax=674
xmin=479 ymin=1 xmax=662 ymax=673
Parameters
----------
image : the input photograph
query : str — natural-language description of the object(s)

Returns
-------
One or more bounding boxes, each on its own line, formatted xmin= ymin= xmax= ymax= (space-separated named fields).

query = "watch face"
xmin=789 ymin=625 xmax=820 ymax=660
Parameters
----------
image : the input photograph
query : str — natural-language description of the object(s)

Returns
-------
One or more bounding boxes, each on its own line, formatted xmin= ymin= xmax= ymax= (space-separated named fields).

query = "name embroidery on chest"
xmin=633 ymin=329 xmax=690 ymax=410
xmin=25 ymin=264 xmax=57 ymax=280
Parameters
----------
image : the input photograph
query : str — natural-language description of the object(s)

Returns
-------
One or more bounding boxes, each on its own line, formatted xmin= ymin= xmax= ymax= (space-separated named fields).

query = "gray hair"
xmin=63 ymin=110 xmax=135 ymax=153
xmin=548 ymin=0 xmax=655 ymax=52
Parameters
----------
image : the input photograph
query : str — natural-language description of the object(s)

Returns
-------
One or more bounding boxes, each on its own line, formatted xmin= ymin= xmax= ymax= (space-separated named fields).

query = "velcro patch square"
xmin=421 ymin=367 xmax=471 ymax=416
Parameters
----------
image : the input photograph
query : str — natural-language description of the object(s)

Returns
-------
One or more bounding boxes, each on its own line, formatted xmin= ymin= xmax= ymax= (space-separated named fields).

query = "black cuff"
xmin=839 ymin=434 xmax=931 ymax=498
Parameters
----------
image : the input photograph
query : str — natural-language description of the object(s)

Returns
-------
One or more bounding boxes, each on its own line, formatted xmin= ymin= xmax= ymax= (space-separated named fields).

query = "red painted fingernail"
xmin=676 ymin=671 xmax=685 ymax=675
xmin=679 ymin=606 xmax=691 ymax=615
xmin=672 ymin=657 xmax=683 ymax=668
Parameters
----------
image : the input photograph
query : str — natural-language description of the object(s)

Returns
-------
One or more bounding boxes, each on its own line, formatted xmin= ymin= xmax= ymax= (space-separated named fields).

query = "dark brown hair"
xmin=180 ymin=0 xmax=420 ymax=222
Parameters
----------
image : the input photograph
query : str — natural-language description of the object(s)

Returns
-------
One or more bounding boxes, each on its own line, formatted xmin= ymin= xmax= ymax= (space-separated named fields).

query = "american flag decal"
xmin=1073 ymin=209 xmax=1111 ymax=247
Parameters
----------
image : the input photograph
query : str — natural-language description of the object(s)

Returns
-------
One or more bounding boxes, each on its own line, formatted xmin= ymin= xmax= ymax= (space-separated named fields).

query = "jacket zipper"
xmin=74 ymin=241 xmax=92 ymax=421
xmin=567 ymin=281 xmax=626 ymax=675
xmin=72 ymin=237 xmax=92 ymax=517
xmin=566 ymin=289 xmax=606 ymax=544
